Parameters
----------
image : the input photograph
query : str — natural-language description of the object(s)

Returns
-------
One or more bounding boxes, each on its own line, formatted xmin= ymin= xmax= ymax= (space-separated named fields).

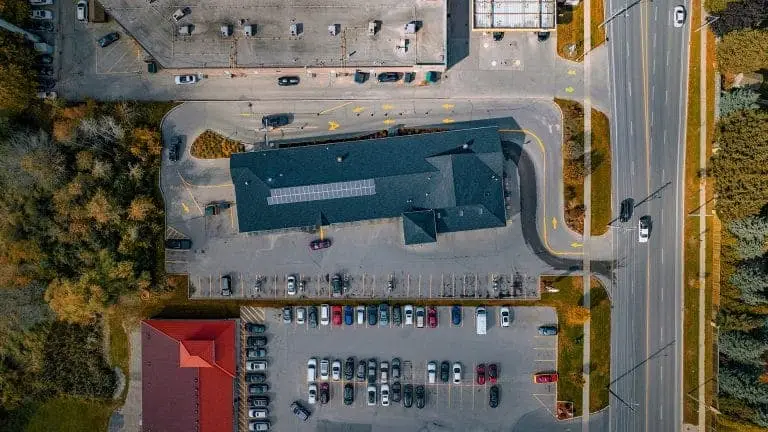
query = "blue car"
xmin=344 ymin=305 xmax=354 ymax=326
xmin=451 ymin=305 xmax=462 ymax=326
xmin=367 ymin=305 xmax=378 ymax=326
xmin=379 ymin=303 xmax=390 ymax=326
xmin=537 ymin=325 xmax=558 ymax=336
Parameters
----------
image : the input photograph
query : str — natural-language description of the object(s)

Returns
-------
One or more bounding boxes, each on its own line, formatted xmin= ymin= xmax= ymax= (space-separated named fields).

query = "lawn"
xmin=189 ymin=130 xmax=245 ymax=159
xmin=556 ymin=0 xmax=606 ymax=61
xmin=590 ymin=109 xmax=612 ymax=236
xmin=555 ymin=98 xmax=586 ymax=234
xmin=589 ymin=277 xmax=611 ymax=411
xmin=25 ymin=397 xmax=116 ymax=432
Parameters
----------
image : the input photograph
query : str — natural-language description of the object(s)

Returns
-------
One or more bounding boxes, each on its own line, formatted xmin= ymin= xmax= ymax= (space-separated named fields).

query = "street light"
xmin=694 ymin=15 xmax=720 ymax=33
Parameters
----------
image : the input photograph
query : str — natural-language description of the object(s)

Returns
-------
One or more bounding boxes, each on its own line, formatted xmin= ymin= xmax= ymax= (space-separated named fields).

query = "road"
xmin=605 ymin=0 xmax=689 ymax=430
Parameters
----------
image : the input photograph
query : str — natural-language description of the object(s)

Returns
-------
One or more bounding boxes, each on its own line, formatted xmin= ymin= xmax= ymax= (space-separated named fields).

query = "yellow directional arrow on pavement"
xmin=328 ymin=121 xmax=340 ymax=131
xmin=383 ymin=119 xmax=396 ymax=125
xmin=442 ymin=103 xmax=455 ymax=110
xmin=382 ymin=104 xmax=394 ymax=110
xmin=571 ymin=242 xmax=583 ymax=248
xmin=352 ymin=106 xmax=366 ymax=113
xmin=565 ymin=86 xmax=575 ymax=93
xmin=567 ymin=69 xmax=577 ymax=75
xmin=181 ymin=202 xmax=190 ymax=213
xmin=442 ymin=118 xmax=455 ymax=124
xmin=552 ymin=217 xmax=558 ymax=230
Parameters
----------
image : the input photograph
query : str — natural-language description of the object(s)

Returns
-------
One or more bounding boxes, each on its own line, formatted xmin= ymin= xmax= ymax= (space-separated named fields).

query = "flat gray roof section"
xmin=230 ymin=127 xmax=507 ymax=244
xmin=472 ymin=0 xmax=557 ymax=30
xmin=99 ymin=0 xmax=446 ymax=68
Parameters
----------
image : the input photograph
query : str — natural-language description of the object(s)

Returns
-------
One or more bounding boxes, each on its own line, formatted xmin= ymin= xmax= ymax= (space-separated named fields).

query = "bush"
xmin=720 ymin=88 xmax=761 ymax=118
xmin=710 ymin=0 xmax=768 ymax=37
xmin=716 ymin=29 xmax=768 ymax=75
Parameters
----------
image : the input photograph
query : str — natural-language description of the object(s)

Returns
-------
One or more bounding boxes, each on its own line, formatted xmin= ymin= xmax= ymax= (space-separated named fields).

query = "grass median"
xmin=190 ymin=130 xmax=245 ymax=159
xmin=590 ymin=109 xmax=612 ymax=236
xmin=556 ymin=1 xmax=607 ymax=61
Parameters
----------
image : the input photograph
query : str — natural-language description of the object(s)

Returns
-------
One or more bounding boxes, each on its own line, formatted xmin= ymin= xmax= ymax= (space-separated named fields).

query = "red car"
xmin=476 ymin=363 xmax=486 ymax=385
xmin=488 ymin=363 xmax=498 ymax=384
xmin=332 ymin=306 xmax=342 ymax=326
xmin=310 ymin=239 xmax=332 ymax=250
xmin=427 ymin=306 xmax=438 ymax=328
xmin=533 ymin=372 xmax=558 ymax=384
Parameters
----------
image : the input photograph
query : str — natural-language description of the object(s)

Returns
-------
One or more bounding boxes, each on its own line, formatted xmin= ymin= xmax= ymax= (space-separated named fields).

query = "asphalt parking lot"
xmin=240 ymin=306 xmax=558 ymax=431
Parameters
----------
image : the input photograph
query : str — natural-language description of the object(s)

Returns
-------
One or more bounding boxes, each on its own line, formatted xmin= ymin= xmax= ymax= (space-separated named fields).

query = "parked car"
xmin=537 ymin=31 xmax=550 ymax=42
xmin=489 ymin=385 xmax=500 ymax=408
xmin=620 ymin=198 xmax=634 ymax=222
xmin=168 ymin=136 xmax=181 ymax=162
xmin=319 ymin=382 xmax=329 ymax=404
xmin=427 ymin=306 xmax=438 ymax=328
xmin=75 ymin=0 xmax=86 ymax=21
xmin=354 ymin=70 xmax=369 ymax=84
xmin=451 ymin=305 xmax=462 ymax=326
xmin=357 ymin=305 xmax=365 ymax=324
xmin=98 ymin=32 xmax=120 ymax=48
xmin=415 ymin=385 xmax=426 ymax=409
xmin=404 ymin=305 xmax=414 ymax=325
xmin=221 ymin=275 xmax=232 ymax=296
xmin=282 ymin=306 xmax=293 ymax=324
xmin=308 ymin=306 xmax=318 ymax=328
xmin=427 ymin=361 xmax=437 ymax=384
xmin=367 ymin=304 xmax=378 ymax=326
xmin=391 ymin=381 xmax=402 ymax=403
xmin=29 ymin=0 xmax=53 ymax=5
xmin=31 ymin=9 xmax=53 ymax=20
xmin=331 ymin=360 xmax=342 ymax=381
xmin=344 ymin=357 xmax=355 ymax=380
xmin=357 ymin=360 xmax=366 ymax=381
xmin=319 ymin=358 xmax=330 ymax=380
xmin=415 ymin=306 xmax=425 ymax=328
xmin=249 ymin=420 xmax=270 ymax=431
xmin=391 ymin=358 xmax=401 ymax=380
xmin=246 ymin=361 xmax=267 ymax=371
xmin=246 ymin=348 xmax=266 ymax=359
xmin=344 ymin=305 xmax=354 ymax=326
xmin=295 ymin=307 xmax=306 ymax=325
xmin=638 ymin=215 xmax=651 ymax=243
xmin=174 ymin=74 xmax=198 ymax=85
xmin=377 ymin=72 xmax=401 ymax=82
xmin=248 ymin=408 xmax=268 ymax=418
xmin=392 ymin=305 xmax=402 ymax=326
xmin=538 ymin=325 xmax=558 ymax=336
xmin=248 ymin=384 xmax=269 ymax=395
xmin=440 ymin=361 xmax=450 ymax=383
xmin=309 ymin=238 xmax=331 ymax=250
xmin=308 ymin=383 xmax=317 ymax=404
xmin=278 ymin=76 xmax=300 ymax=86
xmin=403 ymin=384 xmax=413 ymax=408
xmin=476 ymin=363 xmax=486 ymax=385
xmin=165 ymin=239 xmax=192 ymax=249
xmin=320 ymin=304 xmax=330 ymax=326
xmin=343 ymin=383 xmax=354 ymax=405
xmin=261 ymin=114 xmax=290 ymax=129
xmin=367 ymin=384 xmax=377 ymax=406
xmin=500 ymin=307 xmax=511 ymax=327
xmin=37 ymin=54 xmax=53 ymax=64
xmin=290 ymin=401 xmax=310 ymax=421
xmin=488 ymin=363 xmax=498 ymax=384
xmin=534 ymin=372 xmax=559 ymax=383
xmin=380 ymin=361 xmax=389 ymax=383
xmin=249 ymin=396 xmax=269 ymax=407
xmin=286 ymin=275 xmax=296 ymax=295
xmin=332 ymin=305 xmax=342 ymax=326
xmin=452 ymin=362 xmax=462 ymax=384
xmin=246 ymin=373 xmax=266 ymax=384
xmin=379 ymin=303 xmax=389 ymax=326
xmin=30 ymin=21 xmax=54 ymax=31
xmin=246 ymin=323 xmax=265 ymax=333
xmin=331 ymin=273 xmax=343 ymax=297
xmin=247 ymin=336 xmax=267 ymax=347
xmin=307 ymin=358 xmax=317 ymax=383
xmin=673 ymin=5 xmax=686 ymax=27
xmin=367 ymin=358 xmax=377 ymax=384
xmin=380 ymin=384 xmax=390 ymax=406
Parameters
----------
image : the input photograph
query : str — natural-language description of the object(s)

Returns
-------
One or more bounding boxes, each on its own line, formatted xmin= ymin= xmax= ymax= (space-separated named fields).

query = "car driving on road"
xmin=673 ymin=5 xmax=686 ymax=27
xmin=277 ymin=76 xmax=300 ymax=86
xmin=174 ymin=74 xmax=198 ymax=85
xmin=639 ymin=215 xmax=651 ymax=243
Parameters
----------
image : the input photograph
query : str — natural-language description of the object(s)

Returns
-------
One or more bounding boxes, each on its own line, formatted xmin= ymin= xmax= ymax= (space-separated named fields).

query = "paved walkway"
xmin=696 ymin=4 xmax=708 ymax=430
xmin=108 ymin=327 xmax=142 ymax=432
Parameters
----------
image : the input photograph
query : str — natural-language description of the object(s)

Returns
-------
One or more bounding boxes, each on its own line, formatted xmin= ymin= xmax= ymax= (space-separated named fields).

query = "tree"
xmin=716 ymin=29 xmax=768 ymax=75
xmin=128 ymin=196 xmax=157 ymax=221
xmin=729 ymin=261 xmax=768 ymax=305
xmin=720 ymin=88 xmax=761 ymax=117
xmin=719 ymin=330 xmax=768 ymax=364
xmin=719 ymin=363 xmax=768 ymax=404
xmin=728 ymin=216 xmax=768 ymax=259
xmin=711 ymin=0 xmax=768 ymax=37
xmin=0 ymin=130 xmax=68 ymax=194
xmin=718 ymin=309 xmax=767 ymax=331
xmin=0 ymin=33 xmax=35 ymax=116
xmin=44 ymin=277 xmax=106 ymax=324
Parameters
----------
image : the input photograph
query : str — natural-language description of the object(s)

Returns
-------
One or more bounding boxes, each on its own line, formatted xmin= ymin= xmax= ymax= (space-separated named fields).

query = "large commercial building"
xmin=472 ymin=0 xmax=557 ymax=31
xmin=230 ymin=127 xmax=507 ymax=245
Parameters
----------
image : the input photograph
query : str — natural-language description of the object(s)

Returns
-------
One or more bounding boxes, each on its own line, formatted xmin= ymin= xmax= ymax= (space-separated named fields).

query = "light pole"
xmin=694 ymin=15 xmax=720 ymax=33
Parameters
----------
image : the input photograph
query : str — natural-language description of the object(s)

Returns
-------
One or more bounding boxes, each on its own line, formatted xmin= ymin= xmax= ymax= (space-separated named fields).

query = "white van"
xmin=320 ymin=304 xmax=330 ymax=326
xmin=76 ymin=0 xmax=87 ymax=21
xmin=476 ymin=306 xmax=487 ymax=335
xmin=307 ymin=358 xmax=317 ymax=382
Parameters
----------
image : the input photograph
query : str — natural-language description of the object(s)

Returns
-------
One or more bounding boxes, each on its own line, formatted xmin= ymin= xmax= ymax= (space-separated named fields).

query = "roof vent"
xmin=462 ymin=143 xmax=470 ymax=149
xmin=336 ymin=155 xmax=344 ymax=163
xmin=267 ymin=177 xmax=273 ymax=182
xmin=244 ymin=180 xmax=249 ymax=186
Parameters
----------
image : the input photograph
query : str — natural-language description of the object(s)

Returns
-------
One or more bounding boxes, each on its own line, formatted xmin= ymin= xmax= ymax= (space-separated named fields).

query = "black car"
xmin=391 ymin=358 xmax=401 ymax=380
xmin=403 ymin=72 xmax=415 ymax=83
xmin=620 ymin=198 xmax=634 ymax=222
xmin=344 ymin=357 xmax=355 ymax=381
xmin=489 ymin=385 xmax=500 ymax=408
xmin=249 ymin=396 xmax=270 ymax=407
xmin=391 ymin=381 xmax=401 ymax=403
xmin=278 ymin=76 xmax=300 ymax=86
xmin=169 ymin=136 xmax=181 ymax=162
xmin=30 ymin=21 xmax=54 ymax=32
xmin=377 ymin=72 xmax=401 ymax=83
xmin=440 ymin=361 xmax=450 ymax=383
xmin=451 ymin=305 xmax=462 ymax=326
xmin=319 ymin=382 xmax=329 ymax=405
xmin=165 ymin=239 xmax=192 ymax=249
xmin=367 ymin=305 xmax=378 ymax=326
xmin=290 ymin=401 xmax=310 ymax=421
xmin=403 ymin=384 xmax=413 ymax=408
xmin=282 ymin=306 xmax=293 ymax=324
xmin=392 ymin=305 xmax=402 ymax=326
xmin=357 ymin=360 xmax=366 ymax=381
xmin=354 ymin=70 xmax=368 ymax=84
xmin=35 ymin=65 xmax=54 ymax=77
xmin=308 ymin=306 xmax=318 ymax=328
xmin=537 ymin=31 xmax=550 ymax=42
xmin=37 ymin=54 xmax=53 ymax=65
xmin=246 ymin=348 xmax=267 ymax=359
xmin=367 ymin=358 xmax=377 ymax=384
xmin=492 ymin=31 xmax=504 ymax=41
xmin=246 ymin=373 xmax=266 ymax=383
xmin=261 ymin=114 xmax=290 ymax=129
xmin=248 ymin=384 xmax=269 ymax=395
xmin=246 ymin=323 xmax=266 ymax=333
xmin=343 ymin=383 xmax=354 ymax=405
xmin=415 ymin=385 xmax=425 ymax=409
xmin=98 ymin=32 xmax=120 ymax=48
xmin=37 ymin=79 xmax=56 ymax=92
xmin=247 ymin=336 xmax=267 ymax=347
xmin=331 ymin=274 xmax=342 ymax=297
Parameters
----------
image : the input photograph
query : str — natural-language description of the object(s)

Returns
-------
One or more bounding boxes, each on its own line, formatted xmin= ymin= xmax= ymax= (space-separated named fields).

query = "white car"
xmin=452 ymin=362 xmax=462 ymax=384
xmin=380 ymin=361 xmax=389 ymax=383
xmin=319 ymin=358 xmax=330 ymax=380
xmin=320 ymin=304 xmax=330 ymax=326
xmin=29 ymin=0 xmax=53 ymax=5
xmin=356 ymin=305 xmax=365 ymax=324
xmin=500 ymin=307 xmax=511 ymax=327
xmin=308 ymin=383 xmax=317 ymax=404
xmin=246 ymin=360 xmax=267 ymax=371
xmin=31 ymin=9 xmax=53 ymax=19
xmin=380 ymin=384 xmax=390 ymax=406
xmin=638 ymin=216 xmax=650 ymax=243
xmin=403 ymin=305 xmax=414 ymax=325
xmin=673 ymin=5 xmax=686 ymax=28
xmin=367 ymin=385 xmax=377 ymax=406
xmin=331 ymin=360 xmax=342 ymax=381
xmin=307 ymin=358 xmax=317 ymax=382
xmin=296 ymin=306 xmax=306 ymax=325
xmin=415 ymin=306 xmax=426 ymax=328
xmin=427 ymin=361 xmax=437 ymax=384
xmin=174 ymin=74 xmax=198 ymax=85
xmin=75 ymin=0 xmax=86 ymax=21
xmin=287 ymin=275 xmax=296 ymax=295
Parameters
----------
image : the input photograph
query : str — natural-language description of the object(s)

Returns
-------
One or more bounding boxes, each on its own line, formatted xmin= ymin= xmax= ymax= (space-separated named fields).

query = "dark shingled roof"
xmin=403 ymin=210 xmax=438 ymax=245
xmin=230 ymin=127 xmax=507 ymax=243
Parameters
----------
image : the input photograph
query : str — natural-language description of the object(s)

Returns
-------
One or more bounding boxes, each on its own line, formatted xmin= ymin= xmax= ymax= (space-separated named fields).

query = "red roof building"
xmin=141 ymin=319 xmax=237 ymax=432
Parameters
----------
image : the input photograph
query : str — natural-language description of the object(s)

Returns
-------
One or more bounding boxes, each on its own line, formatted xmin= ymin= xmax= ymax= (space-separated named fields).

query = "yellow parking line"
xmin=318 ymin=102 xmax=353 ymax=115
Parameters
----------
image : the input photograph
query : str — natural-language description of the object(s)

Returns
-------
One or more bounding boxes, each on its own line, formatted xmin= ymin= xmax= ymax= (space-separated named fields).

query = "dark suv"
xmin=290 ymin=401 xmax=310 ymax=421
xmin=165 ymin=239 xmax=192 ymax=249
xmin=620 ymin=198 xmax=634 ymax=222
xmin=261 ymin=114 xmax=290 ymax=129
xmin=377 ymin=72 xmax=401 ymax=82
xmin=98 ymin=32 xmax=120 ymax=47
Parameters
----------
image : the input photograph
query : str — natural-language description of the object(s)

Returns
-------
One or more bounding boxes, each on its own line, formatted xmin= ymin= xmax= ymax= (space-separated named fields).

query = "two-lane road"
xmin=606 ymin=0 xmax=689 ymax=430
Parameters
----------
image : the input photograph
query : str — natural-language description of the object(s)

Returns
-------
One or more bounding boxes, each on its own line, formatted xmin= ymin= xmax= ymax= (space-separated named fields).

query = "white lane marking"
xmin=661 ymin=249 xmax=664 ymax=265
xmin=665 ymin=89 xmax=669 ymax=103
xmin=650 ymin=112 xmax=654 ymax=127
xmin=654 ymin=6 xmax=658 ymax=20
xmin=666 ymin=51 xmax=670 ymax=67
xmin=630 ymin=120 xmax=633 ymax=136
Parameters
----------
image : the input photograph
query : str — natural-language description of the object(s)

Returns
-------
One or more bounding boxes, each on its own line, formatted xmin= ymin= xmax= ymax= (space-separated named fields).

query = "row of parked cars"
xmin=282 ymin=304 xmax=440 ymax=327
xmin=243 ymin=323 xmax=271 ymax=431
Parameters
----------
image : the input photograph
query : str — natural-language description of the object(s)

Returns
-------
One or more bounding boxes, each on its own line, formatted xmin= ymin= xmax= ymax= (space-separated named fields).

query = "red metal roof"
xmin=142 ymin=320 xmax=236 ymax=432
